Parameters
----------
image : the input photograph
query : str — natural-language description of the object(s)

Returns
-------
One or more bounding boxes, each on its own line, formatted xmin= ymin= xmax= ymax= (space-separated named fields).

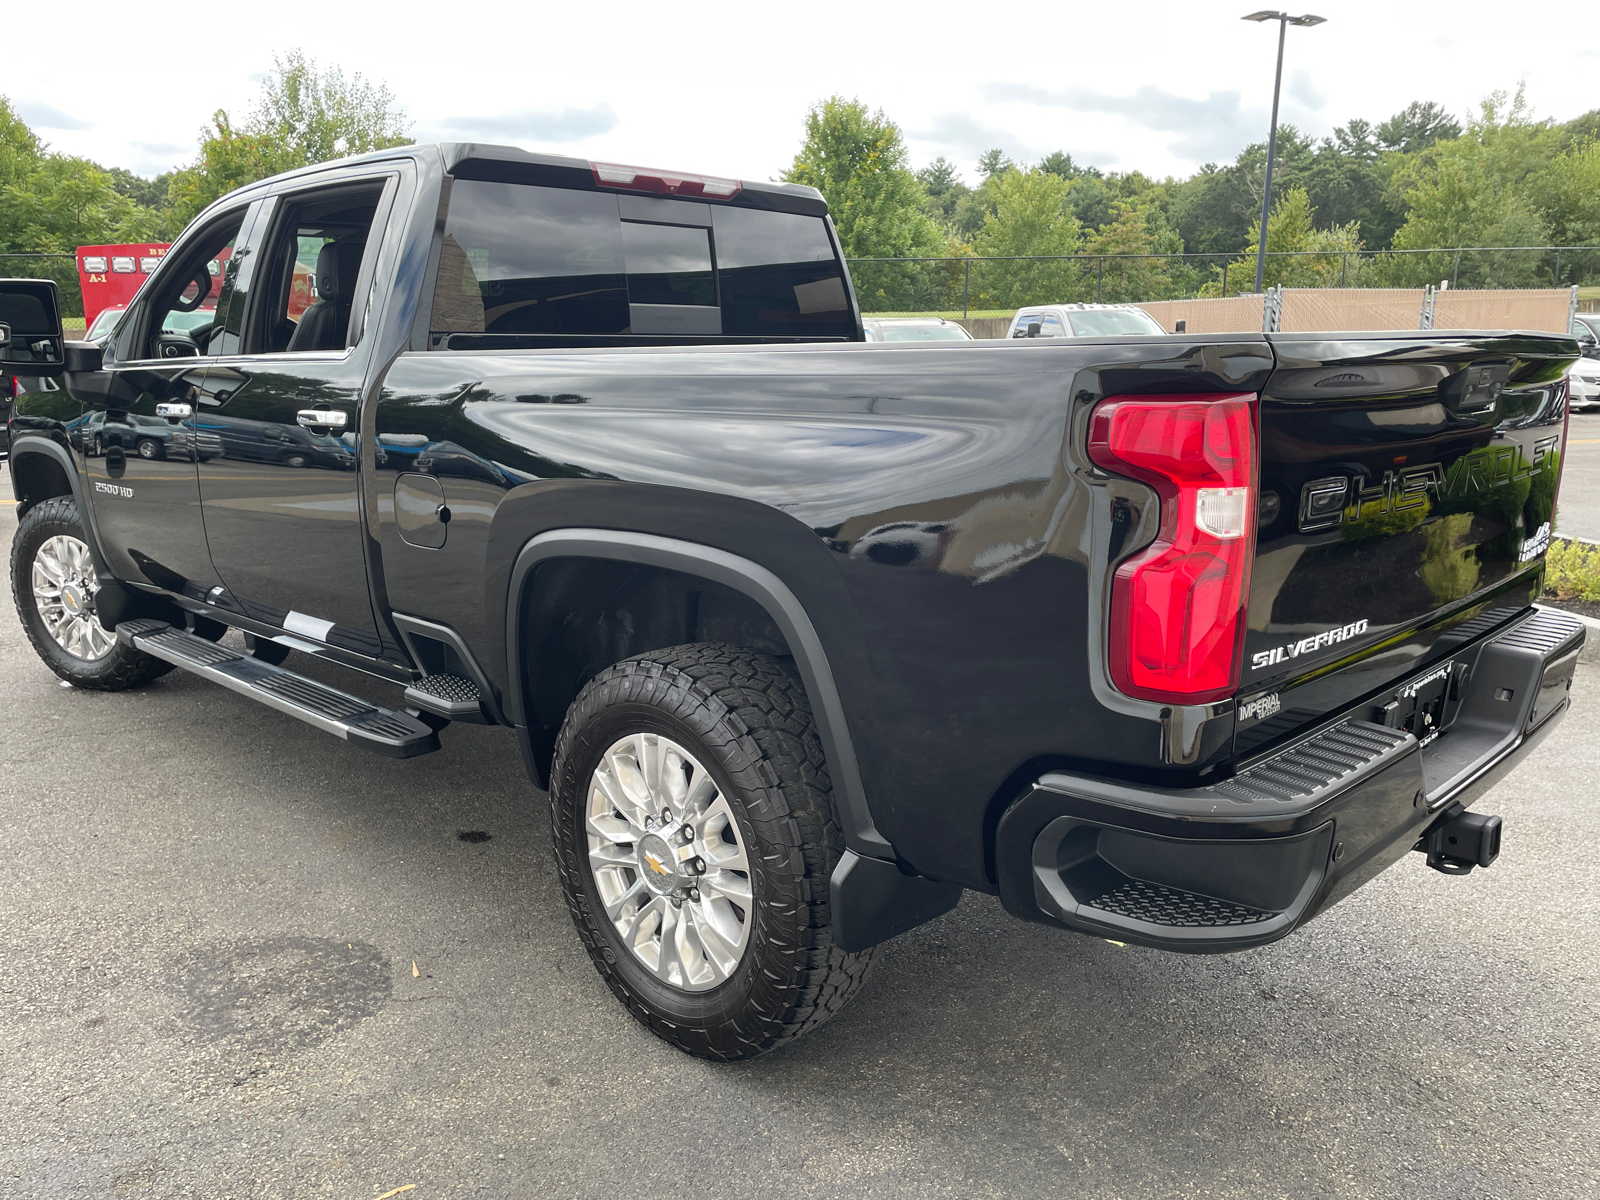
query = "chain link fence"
xmin=846 ymin=247 xmax=1600 ymax=317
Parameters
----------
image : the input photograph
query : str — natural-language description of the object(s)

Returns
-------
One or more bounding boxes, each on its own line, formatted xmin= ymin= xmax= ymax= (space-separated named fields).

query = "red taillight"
xmin=1088 ymin=393 xmax=1258 ymax=704
xmin=590 ymin=162 xmax=742 ymax=200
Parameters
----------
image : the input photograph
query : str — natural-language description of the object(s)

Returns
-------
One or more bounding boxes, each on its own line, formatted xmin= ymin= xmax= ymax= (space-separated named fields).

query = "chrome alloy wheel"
xmin=31 ymin=534 xmax=115 ymax=660
xmin=586 ymin=733 xmax=753 ymax=991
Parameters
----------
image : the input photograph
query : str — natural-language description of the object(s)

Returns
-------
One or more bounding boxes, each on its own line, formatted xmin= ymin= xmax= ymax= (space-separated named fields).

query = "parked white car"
xmin=1568 ymin=353 xmax=1600 ymax=411
xmin=862 ymin=317 xmax=974 ymax=342
xmin=1005 ymin=303 xmax=1166 ymax=339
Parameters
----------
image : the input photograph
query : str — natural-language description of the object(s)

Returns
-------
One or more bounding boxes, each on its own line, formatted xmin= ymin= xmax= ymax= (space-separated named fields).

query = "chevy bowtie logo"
xmin=644 ymin=852 xmax=669 ymax=876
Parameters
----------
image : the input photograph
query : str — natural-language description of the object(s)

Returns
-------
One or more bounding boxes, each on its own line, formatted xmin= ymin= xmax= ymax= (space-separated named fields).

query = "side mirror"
xmin=0 ymin=279 xmax=66 ymax=376
xmin=1174 ymin=319 xmax=1187 ymax=334
xmin=65 ymin=342 xmax=103 ymax=373
xmin=1026 ymin=321 xmax=1042 ymax=338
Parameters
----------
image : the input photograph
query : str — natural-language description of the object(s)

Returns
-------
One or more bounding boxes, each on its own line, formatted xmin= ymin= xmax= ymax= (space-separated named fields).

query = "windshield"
xmin=878 ymin=324 xmax=971 ymax=342
xmin=1066 ymin=309 xmax=1164 ymax=337
xmin=87 ymin=307 xmax=125 ymax=339
xmin=158 ymin=307 xmax=218 ymax=335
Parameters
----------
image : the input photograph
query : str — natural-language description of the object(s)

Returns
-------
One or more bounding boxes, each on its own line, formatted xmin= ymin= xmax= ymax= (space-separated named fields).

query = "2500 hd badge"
xmin=1251 ymin=618 xmax=1371 ymax=671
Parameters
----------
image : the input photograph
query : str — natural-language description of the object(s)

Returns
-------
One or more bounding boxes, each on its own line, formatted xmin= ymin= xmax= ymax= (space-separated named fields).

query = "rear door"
xmin=192 ymin=168 xmax=404 ymax=657
xmin=1238 ymin=333 xmax=1572 ymax=753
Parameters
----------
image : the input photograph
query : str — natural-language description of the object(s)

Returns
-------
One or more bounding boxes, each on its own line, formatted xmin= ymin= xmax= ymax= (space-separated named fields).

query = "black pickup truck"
xmin=1 ymin=143 xmax=1586 ymax=1061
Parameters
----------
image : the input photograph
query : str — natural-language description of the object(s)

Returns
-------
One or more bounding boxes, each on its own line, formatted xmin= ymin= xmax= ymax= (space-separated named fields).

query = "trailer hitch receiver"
xmin=1421 ymin=807 xmax=1502 ymax=875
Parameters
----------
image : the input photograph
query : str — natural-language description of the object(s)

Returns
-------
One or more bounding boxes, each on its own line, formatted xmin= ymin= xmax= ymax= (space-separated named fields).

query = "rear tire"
xmin=549 ymin=643 xmax=876 ymax=1060
xmin=10 ymin=496 xmax=174 ymax=690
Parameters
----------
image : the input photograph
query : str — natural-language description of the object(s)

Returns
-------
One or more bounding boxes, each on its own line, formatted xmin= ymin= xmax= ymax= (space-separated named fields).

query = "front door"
xmin=77 ymin=203 xmax=259 ymax=601
xmin=193 ymin=174 xmax=398 ymax=658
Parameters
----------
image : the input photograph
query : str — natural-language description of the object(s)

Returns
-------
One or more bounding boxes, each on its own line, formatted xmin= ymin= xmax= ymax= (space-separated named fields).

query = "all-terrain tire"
xmin=549 ymin=643 xmax=877 ymax=1060
xmin=9 ymin=496 xmax=174 ymax=690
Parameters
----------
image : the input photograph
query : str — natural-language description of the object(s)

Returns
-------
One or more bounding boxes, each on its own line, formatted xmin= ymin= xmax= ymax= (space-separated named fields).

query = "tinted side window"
xmin=430 ymin=183 xmax=854 ymax=342
xmin=711 ymin=207 xmax=853 ymax=337
xmin=431 ymin=181 xmax=628 ymax=337
xmin=1038 ymin=313 xmax=1066 ymax=336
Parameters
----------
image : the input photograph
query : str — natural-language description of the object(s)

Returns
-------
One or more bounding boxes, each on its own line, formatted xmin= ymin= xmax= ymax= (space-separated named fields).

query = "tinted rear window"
xmin=432 ymin=182 xmax=628 ymax=336
xmin=711 ymin=207 xmax=853 ymax=336
xmin=430 ymin=181 xmax=854 ymax=342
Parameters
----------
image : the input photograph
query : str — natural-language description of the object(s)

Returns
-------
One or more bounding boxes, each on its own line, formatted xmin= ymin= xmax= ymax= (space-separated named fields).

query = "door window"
xmin=1038 ymin=313 xmax=1066 ymax=336
xmin=128 ymin=210 xmax=248 ymax=360
xmin=248 ymin=185 xmax=386 ymax=354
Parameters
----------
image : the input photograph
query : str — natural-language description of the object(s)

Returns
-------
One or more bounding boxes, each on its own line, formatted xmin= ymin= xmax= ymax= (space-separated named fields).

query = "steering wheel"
xmin=170 ymin=267 xmax=214 ymax=313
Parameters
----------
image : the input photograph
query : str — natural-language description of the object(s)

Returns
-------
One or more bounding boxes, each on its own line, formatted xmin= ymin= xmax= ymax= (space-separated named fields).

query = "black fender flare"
xmin=506 ymin=527 xmax=893 ymax=860
xmin=8 ymin=434 xmax=115 ymax=581
xmin=506 ymin=529 xmax=962 ymax=951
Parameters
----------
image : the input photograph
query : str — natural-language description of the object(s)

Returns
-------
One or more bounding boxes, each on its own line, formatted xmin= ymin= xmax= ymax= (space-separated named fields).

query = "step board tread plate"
xmin=404 ymin=672 xmax=485 ymax=718
xmin=120 ymin=622 xmax=439 ymax=758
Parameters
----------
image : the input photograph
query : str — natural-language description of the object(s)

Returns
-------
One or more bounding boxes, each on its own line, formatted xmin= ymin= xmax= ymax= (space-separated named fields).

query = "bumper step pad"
xmin=117 ymin=619 xmax=440 ymax=758
xmin=1083 ymin=878 xmax=1279 ymax=928
xmin=403 ymin=672 xmax=486 ymax=721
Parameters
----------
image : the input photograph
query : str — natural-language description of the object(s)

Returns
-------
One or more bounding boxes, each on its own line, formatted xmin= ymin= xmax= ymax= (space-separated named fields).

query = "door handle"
xmin=155 ymin=402 xmax=193 ymax=419
xmin=297 ymin=409 xmax=348 ymax=429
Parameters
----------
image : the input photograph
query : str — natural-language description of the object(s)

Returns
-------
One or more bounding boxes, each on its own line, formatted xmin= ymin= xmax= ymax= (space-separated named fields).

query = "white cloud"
xmin=980 ymin=81 xmax=1267 ymax=163
xmin=1288 ymin=69 xmax=1328 ymax=112
xmin=15 ymin=101 xmax=90 ymax=131
xmin=0 ymin=0 xmax=1589 ymax=188
xmin=417 ymin=104 xmax=620 ymax=145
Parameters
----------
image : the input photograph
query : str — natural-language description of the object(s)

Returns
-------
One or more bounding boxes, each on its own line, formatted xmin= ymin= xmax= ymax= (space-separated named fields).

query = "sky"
xmin=7 ymin=0 xmax=1597 ymax=186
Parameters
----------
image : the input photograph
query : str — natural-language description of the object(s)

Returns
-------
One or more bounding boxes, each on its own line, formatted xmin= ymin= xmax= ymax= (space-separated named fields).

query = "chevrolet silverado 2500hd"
xmin=2 ymin=143 xmax=1585 ymax=1060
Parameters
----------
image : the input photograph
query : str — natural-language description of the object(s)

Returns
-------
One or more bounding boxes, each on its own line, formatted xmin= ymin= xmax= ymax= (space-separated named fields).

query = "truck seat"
xmin=287 ymin=241 xmax=364 ymax=353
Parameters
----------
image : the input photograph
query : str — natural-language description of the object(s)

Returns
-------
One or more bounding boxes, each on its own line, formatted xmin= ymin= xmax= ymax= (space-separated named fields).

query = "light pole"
xmin=1242 ymin=11 xmax=1326 ymax=294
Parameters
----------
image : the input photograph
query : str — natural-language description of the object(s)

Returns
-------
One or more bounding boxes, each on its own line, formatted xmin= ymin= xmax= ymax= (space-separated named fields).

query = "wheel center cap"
xmin=636 ymin=833 xmax=683 ymax=894
xmin=61 ymin=584 xmax=85 ymax=614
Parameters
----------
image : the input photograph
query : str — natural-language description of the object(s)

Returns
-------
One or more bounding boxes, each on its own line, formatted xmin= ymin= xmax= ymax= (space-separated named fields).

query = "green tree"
xmin=916 ymin=156 xmax=969 ymax=221
xmin=1529 ymin=138 xmax=1600 ymax=282
xmin=0 ymin=149 xmax=162 ymax=314
xmin=1376 ymin=102 xmax=1462 ymax=153
xmin=1168 ymin=126 xmax=1316 ymax=257
xmin=977 ymin=148 xmax=1014 ymax=179
xmin=784 ymin=97 xmax=943 ymax=258
xmin=1207 ymin=187 xmax=1363 ymax=293
xmin=0 ymin=96 xmax=43 ymax=192
xmin=1082 ymin=203 xmax=1183 ymax=301
xmin=166 ymin=51 xmax=411 ymax=227
xmin=250 ymin=49 xmax=411 ymax=168
xmin=105 ymin=166 xmax=174 ymax=213
xmin=1379 ymin=89 xmax=1555 ymax=286
xmin=1038 ymin=150 xmax=1099 ymax=180
xmin=971 ymin=169 xmax=1085 ymax=307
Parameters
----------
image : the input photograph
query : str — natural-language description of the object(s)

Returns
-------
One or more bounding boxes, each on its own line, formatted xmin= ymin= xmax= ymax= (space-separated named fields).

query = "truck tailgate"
xmin=1237 ymin=332 xmax=1575 ymax=754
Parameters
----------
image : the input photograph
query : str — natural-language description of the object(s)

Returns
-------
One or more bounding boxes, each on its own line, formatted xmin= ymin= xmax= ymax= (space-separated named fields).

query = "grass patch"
xmin=1543 ymin=536 xmax=1600 ymax=602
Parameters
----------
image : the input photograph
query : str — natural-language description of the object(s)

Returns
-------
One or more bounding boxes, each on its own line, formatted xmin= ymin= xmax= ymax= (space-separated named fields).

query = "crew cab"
xmin=1 ymin=144 xmax=1585 ymax=1061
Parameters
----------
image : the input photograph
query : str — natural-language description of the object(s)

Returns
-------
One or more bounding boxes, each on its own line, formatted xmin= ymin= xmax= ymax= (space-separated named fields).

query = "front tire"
xmin=549 ymin=643 xmax=876 ymax=1060
xmin=10 ymin=496 xmax=174 ymax=690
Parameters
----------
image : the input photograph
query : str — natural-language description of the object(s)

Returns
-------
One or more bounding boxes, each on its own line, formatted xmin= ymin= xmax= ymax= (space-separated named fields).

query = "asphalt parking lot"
xmin=2 ymin=462 xmax=1598 ymax=1200
xmin=1557 ymin=411 xmax=1600 ymax=540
